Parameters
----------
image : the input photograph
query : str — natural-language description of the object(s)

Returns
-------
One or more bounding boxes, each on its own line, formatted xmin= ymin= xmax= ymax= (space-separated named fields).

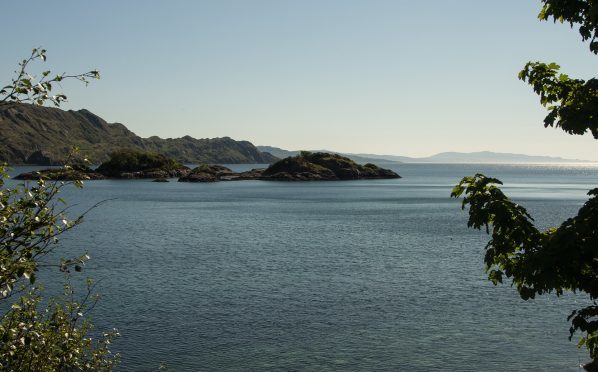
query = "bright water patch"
xmin=4 ymin=164 xmax=597 ymax=370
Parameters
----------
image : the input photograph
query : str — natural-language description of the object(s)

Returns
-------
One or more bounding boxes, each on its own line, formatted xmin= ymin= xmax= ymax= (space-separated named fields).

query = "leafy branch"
xmin=452 ymin=174 xmax=598 ymax=359
xmin=519 ymin=62 xmax=598 ymax=138
xmin=0 ymin=48 xmax=118 ymax=369
xmin=0 ymin=48 xmax=99 ymax=107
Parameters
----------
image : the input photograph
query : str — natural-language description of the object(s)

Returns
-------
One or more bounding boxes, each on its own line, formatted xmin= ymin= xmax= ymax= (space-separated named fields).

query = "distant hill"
xmin=0 ymin=103 xmax=278 ymax=165
xmin=260 ymin=146 xmax=595 ymax=164
xmin=353 ymin=151 xmax=593 ymax=163
xmin=257 ymin=146 xmax=402 ymax=165
xmin=416 ymin=151 xmax=593 ymax=163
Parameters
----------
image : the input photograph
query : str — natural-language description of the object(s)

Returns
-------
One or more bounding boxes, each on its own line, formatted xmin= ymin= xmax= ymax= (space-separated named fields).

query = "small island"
xmin=259 ymin=151 xmax=400 ymax=181
xmin=179 ymin=152 xmax=400 ymax=182
xmin=15 ymin=150 xmax=401 ymax=182
xmin=95 ymin=149 xmax=190 ymax=179
xmin=15 ymin=149 xmax=190 ymax=181
xmin=178 ymin=164 xmax=264 ymax=182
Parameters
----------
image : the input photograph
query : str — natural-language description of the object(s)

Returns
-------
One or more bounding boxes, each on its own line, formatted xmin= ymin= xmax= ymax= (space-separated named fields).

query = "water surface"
xmin=6 ymin=163 xmax=597 ymax=370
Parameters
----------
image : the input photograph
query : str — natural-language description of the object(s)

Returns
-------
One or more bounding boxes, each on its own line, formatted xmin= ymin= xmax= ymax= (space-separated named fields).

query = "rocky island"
xmin=178 ymin=164 xmax=263 ymax=182
xmin=15 ymin=149 xmax=190 ymax=180
xmin=95 ymin=149 xmax=190 ymax=179
xmin=259 ymin=151 xmax=400 ymax=181
xmin=16 ymin=151 xmax=400 ymax=182
xmin=179 ymin=152 xmax=400 ymax=182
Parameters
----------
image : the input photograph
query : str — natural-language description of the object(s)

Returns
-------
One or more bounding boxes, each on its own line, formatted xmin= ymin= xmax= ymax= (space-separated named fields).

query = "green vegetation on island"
xmin=95 ymin=149 xmax=189 ymax=178
xmin=15 ymin=149 xmax=191 ymax=180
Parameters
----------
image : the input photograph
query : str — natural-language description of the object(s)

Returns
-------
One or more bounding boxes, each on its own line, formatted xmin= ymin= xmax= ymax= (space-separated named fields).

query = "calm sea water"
xmin=5 ymin=163 xmax=598 ymax=371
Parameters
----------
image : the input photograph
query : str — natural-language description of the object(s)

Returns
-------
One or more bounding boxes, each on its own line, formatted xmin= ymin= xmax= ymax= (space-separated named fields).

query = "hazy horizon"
xmin=2 ymin=1 xmax=597 ymax=159
xmin=256 ymin=145 xmax=598 ymax=163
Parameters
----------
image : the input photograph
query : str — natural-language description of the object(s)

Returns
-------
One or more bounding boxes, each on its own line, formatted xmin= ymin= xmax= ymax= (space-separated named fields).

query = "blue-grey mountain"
xmin=258 ymin=146 xmax=594 ymax=164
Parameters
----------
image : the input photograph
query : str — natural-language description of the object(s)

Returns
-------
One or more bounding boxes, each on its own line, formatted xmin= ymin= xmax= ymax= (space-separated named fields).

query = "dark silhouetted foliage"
xmin=453 ymin=1 xmax=598 ymax=364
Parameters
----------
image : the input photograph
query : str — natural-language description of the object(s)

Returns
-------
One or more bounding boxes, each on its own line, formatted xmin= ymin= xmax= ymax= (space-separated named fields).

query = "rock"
xmin=178 ymin=172 xmax=217 ymax=182
xmin=222 ymin=168 xmax=266 ymax=180
xmin=144 ymin=170 xmax=170 ymax=179
xmin=260 ymin=152 xmax=400 ymax=181
xmin=178 ymin=164 xmax=234 ymax=182
xmin=179 ymin=165 xmax=269 ymax=182
xmin=178 ymin=153 xmax=400 ymax=183
xmin=17 ymin=152 xmax=401 ymax=183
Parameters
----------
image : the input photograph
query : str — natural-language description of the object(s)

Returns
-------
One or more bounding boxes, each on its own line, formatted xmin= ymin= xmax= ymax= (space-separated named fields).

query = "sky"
xmin=2 ymin=1 xmax=597 ymax=160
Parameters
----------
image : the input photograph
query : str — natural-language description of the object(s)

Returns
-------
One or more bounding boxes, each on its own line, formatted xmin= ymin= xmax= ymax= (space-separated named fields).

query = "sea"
xmin=5 ymin=163 xmax=598 ymax=371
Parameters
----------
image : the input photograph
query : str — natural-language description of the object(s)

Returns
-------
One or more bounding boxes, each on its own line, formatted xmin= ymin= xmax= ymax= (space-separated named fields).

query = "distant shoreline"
xmin=7 ymin=162 xmax=598 ymax=172
xmin=257 ymin=146 xmax=597 ymax=164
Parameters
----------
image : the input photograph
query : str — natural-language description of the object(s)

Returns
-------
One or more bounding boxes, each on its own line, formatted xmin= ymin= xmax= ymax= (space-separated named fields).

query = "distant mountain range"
xmin=257 ymin=146 xmax=595 ymax=164
xmin=0 ymin=103 xmax=277 ymax=165
xmin=350 ymin=151 xmax=595 ymax=163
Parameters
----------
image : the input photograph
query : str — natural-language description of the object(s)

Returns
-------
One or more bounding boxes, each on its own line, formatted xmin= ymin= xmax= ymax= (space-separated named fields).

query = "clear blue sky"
xmin=2 ymin=0 xmax=597 ymax=159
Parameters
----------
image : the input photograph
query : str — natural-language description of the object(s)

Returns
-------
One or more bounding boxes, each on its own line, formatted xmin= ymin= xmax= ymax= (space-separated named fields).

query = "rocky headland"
xmin=0 ymin=103 xmax=278 ymax=165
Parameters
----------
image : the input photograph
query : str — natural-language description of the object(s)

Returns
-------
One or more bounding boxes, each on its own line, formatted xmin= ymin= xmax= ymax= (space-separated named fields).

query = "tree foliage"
xmin=538 ymin=0 xmax=598 ymax=53
xmin=0 ymin=48 xmax=99 ymax=107
xmin=0 ymin=49 xmax=118 ymax=370
xmin=519 ymin=61 xmax=598 ymax=138
xmin=451 ymin=176 xmax=598 ymax=358
xmin=452 ymin=0 xmax=598 ymax=364
xmin=0 ymin=282 xmax=119 ymax=371
xmin=520 ymin=0 xmax=598 ymax=139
